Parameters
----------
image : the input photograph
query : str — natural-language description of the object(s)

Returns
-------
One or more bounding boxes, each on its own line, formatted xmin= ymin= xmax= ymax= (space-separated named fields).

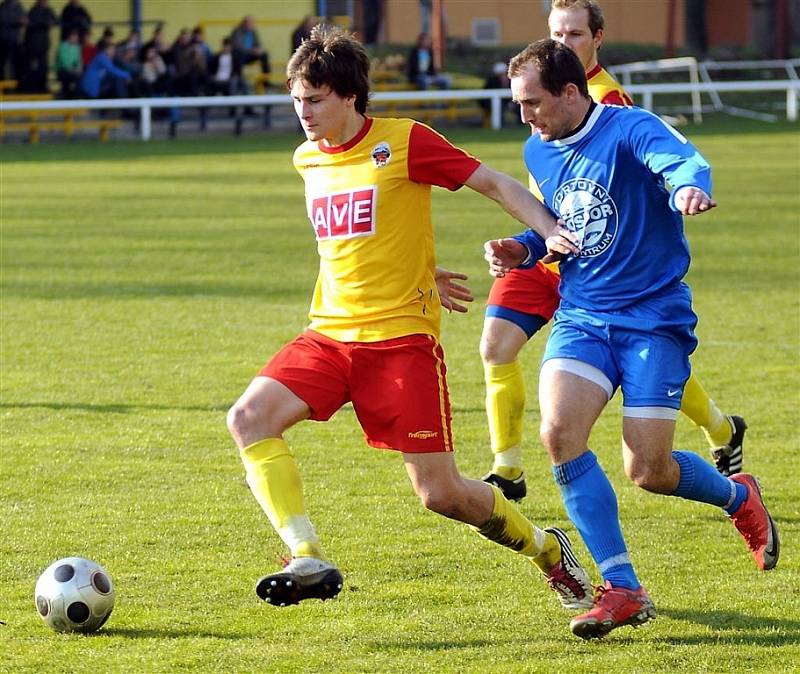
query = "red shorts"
xmin=260 ymin=330 xmax=453 ymax=453
xmin=486 ymin=261 xmax=561 ymax=319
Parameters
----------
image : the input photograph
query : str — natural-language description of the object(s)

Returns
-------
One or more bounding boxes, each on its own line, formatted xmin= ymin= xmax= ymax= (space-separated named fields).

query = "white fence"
xmin=1 ymin=79 xmax=798 ymax=141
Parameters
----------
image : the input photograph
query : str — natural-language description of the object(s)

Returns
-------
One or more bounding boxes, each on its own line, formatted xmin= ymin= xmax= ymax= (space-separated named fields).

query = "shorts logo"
xmin=310 ymin=186 xmax=376 ymax=239
xmin=408 ymin=430 xmax=438 ymax=439
xmin=371 ymin=142 xmax=391 ymax=167
xmin=553 ymin=178 xmax=618 ymax=257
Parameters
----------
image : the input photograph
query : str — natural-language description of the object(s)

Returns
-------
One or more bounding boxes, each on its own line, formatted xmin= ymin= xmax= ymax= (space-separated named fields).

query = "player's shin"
xmin=473 ymin=484 xmax=558 ymax=571
xmin=240 ymin=438 xmax=324 ymax=559
xmin=485 ymin=360 xmax=526 ymax=478
xmin=680 ymin=372 xmax=731 ymax=446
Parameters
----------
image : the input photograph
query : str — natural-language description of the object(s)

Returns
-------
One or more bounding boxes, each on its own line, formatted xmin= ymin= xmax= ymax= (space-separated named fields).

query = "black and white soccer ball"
xmin=34 ymin=557 xmax=115 ymax=633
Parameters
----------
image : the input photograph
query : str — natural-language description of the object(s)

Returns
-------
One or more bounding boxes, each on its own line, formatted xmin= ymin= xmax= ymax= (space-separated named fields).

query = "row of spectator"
xmin=0 ymin=0 xmax=283 ymax=100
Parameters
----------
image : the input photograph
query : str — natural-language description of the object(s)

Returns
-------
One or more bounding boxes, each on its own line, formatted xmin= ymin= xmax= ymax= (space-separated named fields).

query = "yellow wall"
xmin=384 ymin=0 xmax=687 ymax=48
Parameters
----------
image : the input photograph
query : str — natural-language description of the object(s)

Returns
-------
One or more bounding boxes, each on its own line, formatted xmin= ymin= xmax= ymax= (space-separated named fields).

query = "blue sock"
xmin=671 ymin=451 xmax=747 ymax=515
xmin=553 ymin=451 xmax=640 ymax=590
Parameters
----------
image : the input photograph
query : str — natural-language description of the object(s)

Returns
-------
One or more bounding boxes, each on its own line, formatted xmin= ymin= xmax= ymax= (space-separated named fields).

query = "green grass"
xmin=2 ymin=117 xmax=799 ymax=673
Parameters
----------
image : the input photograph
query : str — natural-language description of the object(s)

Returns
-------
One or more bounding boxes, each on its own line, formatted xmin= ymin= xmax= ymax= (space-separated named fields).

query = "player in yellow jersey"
xmin=226 ymin=24 xmax=593 ymax=610
xmin=480 ymin=0 xmax=746 ymax=502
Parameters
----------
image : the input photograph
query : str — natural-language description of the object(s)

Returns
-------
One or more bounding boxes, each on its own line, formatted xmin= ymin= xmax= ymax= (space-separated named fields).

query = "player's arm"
xmin=465 ymin=164 xmax=578 ymax=246
xmin=484 ymin=224 xmax=576 ymax=277
xmin=625 ymin=110 xmax=716 ymax=216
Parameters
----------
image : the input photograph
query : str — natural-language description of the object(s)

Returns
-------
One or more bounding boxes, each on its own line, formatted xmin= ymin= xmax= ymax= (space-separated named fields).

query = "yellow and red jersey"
xmin=293 ymin=116 xmax=480 ymax=343
xmin=586 ymin=63 xmax=634 ymax=106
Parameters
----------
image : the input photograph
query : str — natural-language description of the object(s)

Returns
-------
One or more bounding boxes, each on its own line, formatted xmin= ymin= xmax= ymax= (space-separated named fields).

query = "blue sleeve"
xmin=624 ymin=109 xmax=712 ymax=211
xmin=511 ymin=230 xmax=548 ymax=268
xmin=100 ymin=53 xmax=132 ymax=81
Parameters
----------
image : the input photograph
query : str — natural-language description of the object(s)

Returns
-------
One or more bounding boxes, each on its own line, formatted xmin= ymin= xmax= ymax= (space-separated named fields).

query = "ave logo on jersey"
xmin=553 ymin=178 xmax=618 ymax=257
xmin=310 ymin=186 xmax=377 ymax=239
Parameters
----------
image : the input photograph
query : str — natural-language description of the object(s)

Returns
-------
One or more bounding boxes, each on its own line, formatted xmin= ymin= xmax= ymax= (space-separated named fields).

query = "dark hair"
xmin=550 ymin=0 xmax=605 ymax=36
xmin=286 ymin=24 xmax=370 ymax=114
xmin=508 ymin=38 xmax=589 ymax=98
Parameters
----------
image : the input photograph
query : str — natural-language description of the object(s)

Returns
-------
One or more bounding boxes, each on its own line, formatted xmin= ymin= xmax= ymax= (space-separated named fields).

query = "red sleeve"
xmin=601 ymin=90 xmax=634 ymax=107
xmin=407 ymin=122 xmax=481 ymax=190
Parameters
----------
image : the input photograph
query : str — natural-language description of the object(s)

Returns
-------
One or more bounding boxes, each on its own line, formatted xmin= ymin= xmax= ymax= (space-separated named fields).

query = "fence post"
xmin=491 ymin=95 xmax=501 ymax=130
xmin=140 ymin=105 xmax=151 ymax=141
xmin=788 ymin=87 xmax=798 ymax=121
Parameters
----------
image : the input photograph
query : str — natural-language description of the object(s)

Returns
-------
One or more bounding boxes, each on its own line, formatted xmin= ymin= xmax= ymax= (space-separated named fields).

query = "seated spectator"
xmin=406 ymin=32 xmax=451 ymax=90
xmin=115 ymin=27 xmax=140 ymax=58
xmin=139 ymin=22 xmax=166 ymax=63
xmin=230 ymin=15 xmax=270 ymax=74
xmin=291 ymin=15 xmax=315 ymax=53
xmin=191 ymin=26 xmax=213 ymax=68
xmin=54 ymin=28 xmax=82 ymax=98
xmin=139 ymin=45 xmax=169 ymax=97
xmin=80 ymin=27 xmax=97 ymax=68
xmin=173 ymin=37 xmax=206 ymax=96
xmin=480 ymin=61 xmax=513 ymax=126
xmin=165 ymin=27 xmax=190 ymax=71
xmin=95 ymin=25 xmax=113 ymax=49
xmin=80 ymin=40 xmax=130 ymax=98
xmin=207 ymin=37 xmax=244 ymax=96
xmin=114 ymin=44 xmax=141 ymax=96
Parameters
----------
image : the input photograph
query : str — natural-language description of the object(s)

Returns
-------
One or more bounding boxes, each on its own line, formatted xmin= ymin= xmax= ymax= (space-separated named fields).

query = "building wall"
xmin=385 ymin=0 xmax=702 ymax=48
xmin=707 ymin=0 xmax=750 ymax=45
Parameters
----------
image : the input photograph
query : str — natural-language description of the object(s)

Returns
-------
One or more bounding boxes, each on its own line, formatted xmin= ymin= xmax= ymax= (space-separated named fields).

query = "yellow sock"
xmin=240 ymin=438 xmax=323 ymax=559
xmin=473 ymin=485 xmax=560 ymax=573
xmin=485 ymin=360 xmax=525 ymax=479
xmin=680 ymin=372 xmax=732 ymax=447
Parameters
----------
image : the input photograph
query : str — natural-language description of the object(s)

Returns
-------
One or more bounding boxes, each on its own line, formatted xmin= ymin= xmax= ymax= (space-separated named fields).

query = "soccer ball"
xmin=34 ymin=557 xmax=115 ymax=633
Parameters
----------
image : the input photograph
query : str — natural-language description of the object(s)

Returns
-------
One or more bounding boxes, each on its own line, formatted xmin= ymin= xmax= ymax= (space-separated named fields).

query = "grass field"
xmin=1 ymin=117 xmax=799 ymax=673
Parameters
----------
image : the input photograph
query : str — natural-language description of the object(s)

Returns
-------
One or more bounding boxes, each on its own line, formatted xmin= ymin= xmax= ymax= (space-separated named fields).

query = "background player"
xmin=226 ymin=24 xmax=593 ymax=612
xmin=484 ymin=39 xmax=779 ymax=639
xmin=480 ymin=0 xmax=746 ymax=503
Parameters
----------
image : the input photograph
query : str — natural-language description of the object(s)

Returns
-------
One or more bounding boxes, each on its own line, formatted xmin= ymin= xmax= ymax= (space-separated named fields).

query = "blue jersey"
xmin=515 ymin=104 xmax=712 ymax=311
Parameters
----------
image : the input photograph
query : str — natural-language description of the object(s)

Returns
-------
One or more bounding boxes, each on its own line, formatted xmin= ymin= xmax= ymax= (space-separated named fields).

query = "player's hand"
xmin=674 ymin=186 xmax=716 ymax=215
xmin=435 ymin=267 xmax=473 ymax=313
xmin=484 ymin=238 xmax=528 ymax=277
xmin=542 ymin=223 xmax=580 ymax=263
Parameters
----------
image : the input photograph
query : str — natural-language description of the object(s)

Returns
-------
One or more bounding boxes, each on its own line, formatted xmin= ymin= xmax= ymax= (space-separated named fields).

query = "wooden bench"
xmin=0 ymin=79 xmax=18 ymax=95
xmin=0 ymin=107 xmax=123 ymax=143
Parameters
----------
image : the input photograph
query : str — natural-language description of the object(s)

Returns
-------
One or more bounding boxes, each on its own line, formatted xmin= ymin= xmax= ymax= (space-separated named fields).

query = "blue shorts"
xmin=542 ymin=285 xmax=698 ymax=410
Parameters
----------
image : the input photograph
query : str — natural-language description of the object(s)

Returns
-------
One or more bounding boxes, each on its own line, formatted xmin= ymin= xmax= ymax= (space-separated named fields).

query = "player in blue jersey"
xmin=484 ymin=39 xmax=780 ymax=640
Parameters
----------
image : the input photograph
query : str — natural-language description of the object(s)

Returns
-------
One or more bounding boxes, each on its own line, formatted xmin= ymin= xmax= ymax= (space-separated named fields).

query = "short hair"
xmin=508 ymin=39 xmax=589 ymax=98
xmin=550 ymin=0 xmax=605 ymax=36
xmin=286 ymin=24 xmax=370 ymax=114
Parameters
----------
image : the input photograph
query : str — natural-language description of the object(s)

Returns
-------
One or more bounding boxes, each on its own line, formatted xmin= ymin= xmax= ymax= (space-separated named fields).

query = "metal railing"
xmin=1 ymin=80 xmax=798 ymax=141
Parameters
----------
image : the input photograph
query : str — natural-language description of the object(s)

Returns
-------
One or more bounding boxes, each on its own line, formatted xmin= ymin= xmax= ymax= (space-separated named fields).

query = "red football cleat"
xmin=569 ymin=582 xmax=656 ymax=640
xmin=729 ymin=473 xmax=780 ymax=571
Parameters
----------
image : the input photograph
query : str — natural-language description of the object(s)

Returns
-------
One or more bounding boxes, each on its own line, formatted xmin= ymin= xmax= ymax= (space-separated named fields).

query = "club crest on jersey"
xmin=553 ymin=178 xmax=618 ymax=257
xmin=309 ymin=186 xmax=377 ymax=239
xmin=371 ymin=142 xmax=391 ymax=167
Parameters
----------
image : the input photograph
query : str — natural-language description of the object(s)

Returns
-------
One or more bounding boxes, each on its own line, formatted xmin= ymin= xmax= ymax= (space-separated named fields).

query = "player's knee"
xmin=539 ymin=418 xmax=572 ymax=458
xmin=623 ymin=456 xmax=669 ymax=493
xmin=416 ymin=485 xmax=462 ymax=520
xmin=479 ymin=332 xmax=518 ymax=365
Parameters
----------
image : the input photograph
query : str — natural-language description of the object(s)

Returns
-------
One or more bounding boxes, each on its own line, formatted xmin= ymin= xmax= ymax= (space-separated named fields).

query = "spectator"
xmin=59 ymin=0 xmax=91 ymax=42
xmin=406 ymin=32 xmax=450 ymax=90
xmin=0 ymin=0 xmax=26 ymax=83
xmin=165 ymin=27 xmax=190 ymax=70
xmin=80 ymin=40 xmax=130 ymax=99
xmin=22 ymin=0 xmax=57 ymax=92
xmin=95 ymin=25 xmax=113 ymax=50
xmin=80 ymin=27 xmax=97 ymax=68
xmin=207 ymin=37 xmax=243 ymax=96
xmin=54 ymin=28 xmax=81 ymax=98
xmin=191 ymin=26 xmax=213 ymax=68
xmin=173 ymin=36 xmax=206 ymax=96
xmin=479 ymin=61 xmax=513 ymax=126
xmin=139 ymin=44 xmax=169 ymax=97
xmin=114 ymin=44 xmax=141 ymax=96
xmin=139 ymin=22 xmax=167 ymax=63
xmin=230 ymin=15 xmax=270 ymax=74
xmin=291 ymin=15 xmax=314 ymax=53
xmin=363 ymin=0 xmax=381 ymax=45
xmin=115 ymin=27 xmax=140 ymax=58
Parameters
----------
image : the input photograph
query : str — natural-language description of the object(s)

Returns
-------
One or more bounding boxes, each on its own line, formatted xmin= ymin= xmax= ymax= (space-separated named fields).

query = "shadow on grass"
xmin=1 ymin=402 xmax=229 ymax=414
xmin=658 ymin=607 xmax=800 ymax=645
xmin=100 ymin=626 xmax=256 ymax=640
xmin=369 ymin=638 xmax=506 ymax=651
